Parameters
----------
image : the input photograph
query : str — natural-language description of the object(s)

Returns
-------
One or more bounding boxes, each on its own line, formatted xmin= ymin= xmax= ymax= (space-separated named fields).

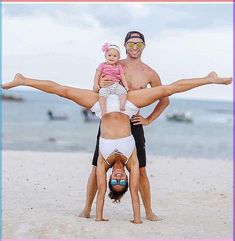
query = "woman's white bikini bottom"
xmin=99 ymin=135 xmax=135 ymax=162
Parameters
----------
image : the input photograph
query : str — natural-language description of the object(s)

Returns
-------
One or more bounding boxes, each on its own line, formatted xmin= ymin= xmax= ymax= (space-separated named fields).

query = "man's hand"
xmin=131 ymin=114 xmax=150 ymax=126
xmin=99 ymin=75 xmax=114 ymax=88
xmin=93 ymin=84 xmax=100 ymax=92
xmin=124 ymin=85 xmax=129 ymax=92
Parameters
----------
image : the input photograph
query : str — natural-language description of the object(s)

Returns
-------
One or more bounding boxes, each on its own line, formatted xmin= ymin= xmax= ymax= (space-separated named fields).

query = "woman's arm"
xmin=127 ymin=149 xmax=142 ymax=224
xmin=95 ymin=154 xmax=109 ymax=221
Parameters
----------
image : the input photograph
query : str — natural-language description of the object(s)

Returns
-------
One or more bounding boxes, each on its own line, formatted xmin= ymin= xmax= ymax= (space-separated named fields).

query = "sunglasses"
xmin=126 ymin=42 xmax=144 ymax=49
xmin=110 ymin=179 xmax=127 ymax=186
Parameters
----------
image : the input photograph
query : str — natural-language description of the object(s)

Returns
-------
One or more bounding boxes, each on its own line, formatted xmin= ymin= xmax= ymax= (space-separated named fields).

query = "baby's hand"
xmin=93 ymin=85 xmax=100 ymax=92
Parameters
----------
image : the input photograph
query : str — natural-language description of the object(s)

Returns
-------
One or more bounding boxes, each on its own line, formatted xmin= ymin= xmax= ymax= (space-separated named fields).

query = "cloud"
xmin=3 ymin=3 xmax=232 ymax=33
xmin=3 ymin=3 xmax=233 ymax=101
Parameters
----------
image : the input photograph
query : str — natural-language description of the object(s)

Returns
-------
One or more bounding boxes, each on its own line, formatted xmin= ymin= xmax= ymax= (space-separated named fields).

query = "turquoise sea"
xmin=2 ymin=90 xmax=233 ymax=161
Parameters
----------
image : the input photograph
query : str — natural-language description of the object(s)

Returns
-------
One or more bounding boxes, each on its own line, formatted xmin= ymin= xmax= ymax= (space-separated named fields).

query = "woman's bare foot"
xmin=2 ymin=73 xmax=25 ymax=90
xmin=78 ymin=209 xmax=91 ymax=218
xmin=206 ymin=71 xmax=232 ymax=85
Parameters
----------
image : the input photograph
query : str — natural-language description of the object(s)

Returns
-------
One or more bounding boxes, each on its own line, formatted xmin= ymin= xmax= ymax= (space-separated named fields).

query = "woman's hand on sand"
xmin=130 ymin=219 xmax=143 ymax=224
xmin=93 ymin=84 xmax=100 ymax=92
xmin=131 ymin=114 xmax=150 ymax=126
xmin=95 ymin=218 xmax=109 ymax=222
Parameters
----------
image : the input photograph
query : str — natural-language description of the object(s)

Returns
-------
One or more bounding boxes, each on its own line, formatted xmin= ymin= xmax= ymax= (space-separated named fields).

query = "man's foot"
xmin=130 ymin=219 xmax=143 ymax=224
xmin=78 ymin=209 xmax=91 ymax=218
xmin=2 ymin=73 xmax=25 ymax=90
xmin=207 ymin=71 xmax=232 ymax=85
xmin=146 ymin=211 xmax=162 ymax=221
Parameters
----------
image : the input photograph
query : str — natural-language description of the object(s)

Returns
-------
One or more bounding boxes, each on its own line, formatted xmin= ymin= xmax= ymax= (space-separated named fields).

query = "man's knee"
xmin=87 ymin=166 xmax=97 ymax=182
xmin=139 ymin=167 xmax=148 ymax=178
xmin=90 ymin=166 xmax=97 ymax=176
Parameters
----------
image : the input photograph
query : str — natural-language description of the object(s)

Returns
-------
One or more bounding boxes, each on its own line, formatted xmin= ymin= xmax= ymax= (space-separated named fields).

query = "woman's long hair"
xmin=108 ymin=180 xmax=128 ymax=203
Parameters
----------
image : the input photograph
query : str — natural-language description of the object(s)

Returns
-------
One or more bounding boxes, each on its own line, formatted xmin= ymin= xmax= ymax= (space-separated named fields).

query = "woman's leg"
xmin=120 ymin=94 xmax=127 ymax=111
xmin=2 ymin=73 xmax=99 ymax=109
xmin=128 ymin=72 xmax=232 ymax=108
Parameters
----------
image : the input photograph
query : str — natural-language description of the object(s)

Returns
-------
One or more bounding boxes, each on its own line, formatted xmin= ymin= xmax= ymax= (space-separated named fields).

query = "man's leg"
xmin=79 ymin=166 xmax=97 ymax=218
xmin=139 ymin=167 xmax=158 ymax=221
xmin=131 ymin=123 xmax=158 ymax=221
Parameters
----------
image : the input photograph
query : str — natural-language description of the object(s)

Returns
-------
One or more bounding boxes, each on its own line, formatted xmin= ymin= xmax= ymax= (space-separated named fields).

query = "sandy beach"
xmin=2 ymin=150 xmax=232 ymax=239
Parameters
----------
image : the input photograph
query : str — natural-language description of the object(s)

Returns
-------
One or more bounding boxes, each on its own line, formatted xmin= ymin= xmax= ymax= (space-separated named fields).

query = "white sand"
xmin=2 ymin=150 xmax=232 ymax=239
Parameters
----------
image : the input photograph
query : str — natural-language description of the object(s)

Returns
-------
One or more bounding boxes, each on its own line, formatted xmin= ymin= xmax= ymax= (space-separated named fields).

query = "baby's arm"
xmin=120 ymin=73 xmax=129 ymax=92
xmin=93 ymin=70 xmax=102 ymax=92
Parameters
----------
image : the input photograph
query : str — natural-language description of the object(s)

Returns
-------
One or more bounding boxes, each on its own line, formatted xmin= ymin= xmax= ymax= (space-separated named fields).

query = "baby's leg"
xmin=99 ymin=87 xmax=110 ymax=116
xmin=99 ymin=96 xmax=107 ymax=116
xmin=120 ymin=94 xmax=127 ymax=111
xmin=115 ymin=83 xmax=127 ymax=111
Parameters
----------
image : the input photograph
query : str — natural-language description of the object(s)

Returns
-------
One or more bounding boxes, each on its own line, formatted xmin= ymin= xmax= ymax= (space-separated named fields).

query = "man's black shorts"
xmin=92 ymin=122 xmax=146 ymax=168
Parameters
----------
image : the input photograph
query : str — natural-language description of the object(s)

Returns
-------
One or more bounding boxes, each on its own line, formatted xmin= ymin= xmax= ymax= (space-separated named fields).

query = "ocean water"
xmin=2 ymin=90 xmax=233 ymax=161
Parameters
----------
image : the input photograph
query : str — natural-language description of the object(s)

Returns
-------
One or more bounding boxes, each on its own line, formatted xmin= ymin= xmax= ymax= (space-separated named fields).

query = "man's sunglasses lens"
xmin=127 ymin=42 xmax=143 ymax=49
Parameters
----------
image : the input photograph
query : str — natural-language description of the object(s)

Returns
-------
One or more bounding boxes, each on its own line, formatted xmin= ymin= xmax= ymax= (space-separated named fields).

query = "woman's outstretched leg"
xmin=128 ymin=72 xmax=232 ymax=108
xmin=2 ymin=74 xmax=99 ymax=109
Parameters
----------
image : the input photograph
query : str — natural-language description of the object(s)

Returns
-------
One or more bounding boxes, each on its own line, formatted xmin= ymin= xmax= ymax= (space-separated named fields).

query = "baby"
xmin=93 ymin=43 xmax=129 ymax=116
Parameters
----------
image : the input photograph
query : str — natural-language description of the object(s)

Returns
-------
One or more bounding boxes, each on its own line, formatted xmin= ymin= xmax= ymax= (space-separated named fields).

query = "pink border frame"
xmin=1 ymin=1 xmax=233 ymax=241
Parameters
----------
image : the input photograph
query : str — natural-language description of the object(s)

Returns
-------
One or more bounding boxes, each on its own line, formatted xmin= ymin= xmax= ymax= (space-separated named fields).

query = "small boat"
xmin=82 ymin=108 xmax=99 ymax=122
xmin=47 ymin=110 xmax=68 ymax=121
xmin=166 ymin=111 xmax=193 ymax=123
xmin=2 ymin=93 xmax=24 ymax=102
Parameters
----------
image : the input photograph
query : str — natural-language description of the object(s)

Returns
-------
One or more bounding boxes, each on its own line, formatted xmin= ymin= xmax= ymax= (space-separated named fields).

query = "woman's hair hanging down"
xmin=108 ymin=180 xmax=129 ymax=203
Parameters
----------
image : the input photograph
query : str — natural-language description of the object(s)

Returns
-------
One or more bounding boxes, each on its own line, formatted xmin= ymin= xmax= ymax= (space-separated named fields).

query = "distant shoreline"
xmin=4 ymin=89 xmax=233 ymax=103
xmin=1 ymin=148 xmax=233 ymax=162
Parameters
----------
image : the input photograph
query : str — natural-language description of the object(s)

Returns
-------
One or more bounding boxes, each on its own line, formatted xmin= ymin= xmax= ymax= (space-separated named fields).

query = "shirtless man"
xmin=79 ymin=31 xmax=170 ymax=221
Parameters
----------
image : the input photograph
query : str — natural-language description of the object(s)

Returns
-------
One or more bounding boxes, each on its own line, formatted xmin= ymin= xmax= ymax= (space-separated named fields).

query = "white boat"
xmin=47 ymin=110 xmax=68 ymax=121
xmin=166 ymin=111 xmax=193 ymax=123
xmin=2 ymin=93 xmax=24 ymax=102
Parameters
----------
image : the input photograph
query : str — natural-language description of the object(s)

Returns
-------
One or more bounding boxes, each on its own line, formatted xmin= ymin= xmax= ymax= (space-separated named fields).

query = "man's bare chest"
xmin=125 ymin=71 xmax=150 ymax=90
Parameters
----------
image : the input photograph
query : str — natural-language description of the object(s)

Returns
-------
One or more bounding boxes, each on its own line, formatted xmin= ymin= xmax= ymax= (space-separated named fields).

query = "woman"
xmin=2 ymin=72 xmax=231 ymax=224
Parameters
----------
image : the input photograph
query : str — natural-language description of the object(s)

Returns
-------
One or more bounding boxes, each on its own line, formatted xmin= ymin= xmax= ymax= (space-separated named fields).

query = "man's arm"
xmin=99 ymin=75 xmax=114 ymax=88
xmin=131 ymin=71 xmax=170 ymax=125
xmin=93 ymin=70 xmax=102 ymax=92
xmin=120 ymin=73 xmax=129 ymax=91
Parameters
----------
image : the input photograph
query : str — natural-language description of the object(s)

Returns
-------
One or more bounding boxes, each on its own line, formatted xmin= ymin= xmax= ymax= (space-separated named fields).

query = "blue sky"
xmin=3 ymin=3 xmax=233 ymax=101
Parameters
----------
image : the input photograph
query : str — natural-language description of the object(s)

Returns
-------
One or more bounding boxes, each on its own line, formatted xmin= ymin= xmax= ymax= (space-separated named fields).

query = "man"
xmin=79 ymin=31 xmax=169 ymax=221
